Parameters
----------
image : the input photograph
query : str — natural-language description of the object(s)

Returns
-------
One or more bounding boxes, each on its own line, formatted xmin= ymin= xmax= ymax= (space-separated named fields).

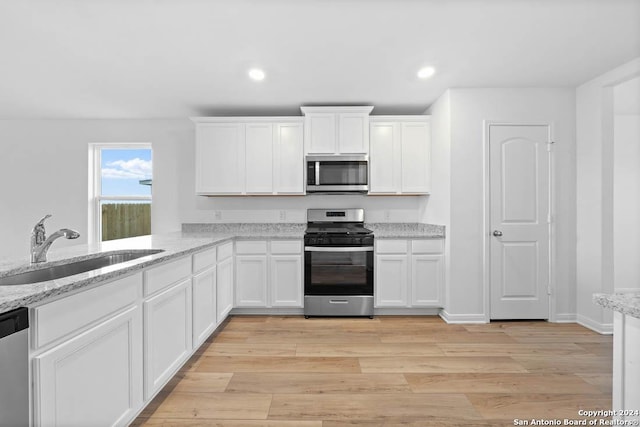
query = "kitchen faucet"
xmin=30 ymin=214 xmax=80 ymax=263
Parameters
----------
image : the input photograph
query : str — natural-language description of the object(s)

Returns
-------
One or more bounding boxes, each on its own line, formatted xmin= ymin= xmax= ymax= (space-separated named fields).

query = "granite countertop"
xmin=181 ymin=223 xmax=306 ymax=238
xmin=366 ymin=223 xmax=445 ymax=239
xmin=0 ymin=222 xmax=444 ymax=314
xmin=0 ymin=232 xmax=235 ymax=314
xmin=593 ymin=292 xmax=640 ymax=319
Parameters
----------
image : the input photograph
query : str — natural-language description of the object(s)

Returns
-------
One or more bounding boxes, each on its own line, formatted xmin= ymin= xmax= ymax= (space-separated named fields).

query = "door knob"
xmin=493 ymin=230 xmax=503 ymax=237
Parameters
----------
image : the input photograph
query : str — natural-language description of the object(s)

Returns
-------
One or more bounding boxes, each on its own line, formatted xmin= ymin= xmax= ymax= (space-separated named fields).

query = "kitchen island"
xmin=594 ymin=292 xmax=640 ymax=420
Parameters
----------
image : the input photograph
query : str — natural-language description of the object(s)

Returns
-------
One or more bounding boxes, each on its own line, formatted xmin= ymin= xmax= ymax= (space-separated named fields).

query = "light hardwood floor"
xmin=132 ymin=316 xmax=612 ymax=426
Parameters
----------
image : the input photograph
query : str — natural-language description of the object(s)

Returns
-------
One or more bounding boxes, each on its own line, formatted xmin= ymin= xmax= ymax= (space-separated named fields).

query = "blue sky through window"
xmin=101 ymin=148 xmax=152 ymax=196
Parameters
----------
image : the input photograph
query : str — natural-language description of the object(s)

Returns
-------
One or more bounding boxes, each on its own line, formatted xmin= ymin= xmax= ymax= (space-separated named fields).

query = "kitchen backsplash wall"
xmin=179 ymin=194 xmax=428 ymax=224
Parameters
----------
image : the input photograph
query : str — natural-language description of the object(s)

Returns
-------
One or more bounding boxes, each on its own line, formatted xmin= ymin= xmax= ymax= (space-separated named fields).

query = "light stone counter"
xmin=593 ymin=292 xmax=640 ymax=319
xmin=0 ymin=222 xmax=445 ymax=314
xmin=0 ymin=224 xmax=306 ymax=314
xmin=366 ymin=223 xmax=445 ymax=239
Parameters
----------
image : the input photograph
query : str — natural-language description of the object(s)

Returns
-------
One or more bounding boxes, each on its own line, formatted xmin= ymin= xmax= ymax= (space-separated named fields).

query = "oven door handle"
xmin=304 ymin=246 xmax=374 ymax=252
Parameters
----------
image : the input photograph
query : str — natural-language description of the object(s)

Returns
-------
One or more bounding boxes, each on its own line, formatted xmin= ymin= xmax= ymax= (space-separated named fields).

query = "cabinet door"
xmin=245 ymin=123 xmax=274 ymax=194
xmin=34 ymin=306 xmax=143 ymax=427
xmin=369 ymin=122 xmax=399 ymax=194
xmin=217 ymin=257 xmax=234 ymax=323
xmin=274 ymin=123 xmax=304 ymax=194
xmin=270 ymin=254 xmax=303 ymax=307
xmin=338 ymin=113 xmax=369 ymax=154
xmin=375 ymin=254 xmax=409 ymax=307
xmin=195 ymin=123 xmax=245 ymax=194
xmin=400 ymin=122 xmax=430 ymax=193
xmin=144 ymin=279 xmax=192 ymax=399
xmin=192 ymin=266 xmax=217 ymax=347
xmin=305 ymin=113 xmax=336 ymax=154
xmin=411 ymin=255 xmax=444 ymax=307
xmin=235 ymin=255 xmax=268 ymax=307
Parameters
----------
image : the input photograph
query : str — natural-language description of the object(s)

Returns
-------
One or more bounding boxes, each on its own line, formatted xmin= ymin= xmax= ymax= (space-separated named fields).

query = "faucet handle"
xmin=35 ymin=214 xmax=52 ymax=227
xmin=32 ymin=214 xmax=52 ymax=245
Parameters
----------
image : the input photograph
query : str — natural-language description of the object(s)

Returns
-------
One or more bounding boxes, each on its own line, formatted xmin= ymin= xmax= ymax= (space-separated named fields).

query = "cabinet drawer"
xmin=271 ymin=240 xmax=302 ymax=254
xmin=217 ymin=241 xmax=233 ymax=261
xmin=376 ymin=240 xmax=408 ymax=254
xmin=33 ymin=273 xmax=142 ymax=349
xmin=193 ymin=247 xmax=216 ymax=273
xmin=144 ymin=256 xmax=191 ymax=296
xmin=236 ymin=240 xmax=267 ymax=254
xmin=411 ymin=239 xmax=444 ymax=254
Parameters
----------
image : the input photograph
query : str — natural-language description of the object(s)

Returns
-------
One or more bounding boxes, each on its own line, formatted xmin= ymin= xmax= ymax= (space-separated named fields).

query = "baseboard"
xmin=374 ymin=308 xmax=440 ymax=316
xmin=577 ymin=314 xmax=613 ymax=335
xmin=553 ymin=313 xmax=577 ymax=323
xmin=231 ymin=308 xmax=443 ymax=316
xmin=231 ymin=308 xmax=304 ymax=316
xmin=439 ymin=310 xmax=488 ymax=324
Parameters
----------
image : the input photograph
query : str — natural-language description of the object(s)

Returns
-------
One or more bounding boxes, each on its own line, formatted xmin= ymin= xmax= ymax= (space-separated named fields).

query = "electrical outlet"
xmin=214 ymin=211 xmax=222 ymax=221
xmin=279 ymin=210 xmax=286 ymax=221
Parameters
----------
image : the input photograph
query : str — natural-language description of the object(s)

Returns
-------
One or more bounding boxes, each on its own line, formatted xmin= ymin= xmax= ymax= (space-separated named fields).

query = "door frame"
xmin=482 ymin=121 xmax=556 ymax=322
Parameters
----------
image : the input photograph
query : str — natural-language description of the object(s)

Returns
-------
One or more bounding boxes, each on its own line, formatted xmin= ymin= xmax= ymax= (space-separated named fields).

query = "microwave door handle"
xmin=305 ymin=246 xmax=374 ymax=252
xmin=315 ymin=161 xmax=320 ymax=186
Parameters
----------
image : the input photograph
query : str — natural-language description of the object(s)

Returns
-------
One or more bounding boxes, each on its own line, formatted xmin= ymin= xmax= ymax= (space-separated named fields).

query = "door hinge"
xmin=547 ymin=286 xmax=552 ymax=296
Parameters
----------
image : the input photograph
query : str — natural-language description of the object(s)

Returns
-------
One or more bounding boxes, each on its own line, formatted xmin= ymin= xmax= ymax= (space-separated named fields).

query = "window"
xmin=89 ymin=143 xmax=152 ymax=243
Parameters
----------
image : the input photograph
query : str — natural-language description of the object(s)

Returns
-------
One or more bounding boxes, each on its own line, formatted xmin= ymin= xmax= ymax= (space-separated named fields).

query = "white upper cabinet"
xmin=195 ymin=123 xmax=245 ymax=194
xmin=369 ymin=116 xmax=431 ymax=194
xmin=301 ymin=106 xmax=373 ymax=155
xmin=192 ymin=117 xmax=304 ymax=195
xmin=245 ymin=123 xmax=274 ymax=194
xmin=274 ymin=123 xmax=304 ymax=193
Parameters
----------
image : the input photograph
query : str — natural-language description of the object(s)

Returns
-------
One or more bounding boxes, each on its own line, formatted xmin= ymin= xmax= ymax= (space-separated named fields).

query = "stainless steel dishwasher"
xmin=0 ymin=307 xmax=29 ymax=427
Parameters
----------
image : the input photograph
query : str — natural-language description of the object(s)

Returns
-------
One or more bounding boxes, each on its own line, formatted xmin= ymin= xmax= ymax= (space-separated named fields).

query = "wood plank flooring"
xmin=132 ymin=316 xmax=612 ymax=426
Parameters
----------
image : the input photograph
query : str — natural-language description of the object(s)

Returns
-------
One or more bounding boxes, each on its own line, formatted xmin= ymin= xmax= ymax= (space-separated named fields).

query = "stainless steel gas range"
xmin=303 ymin=209 xmax=374 ymax=318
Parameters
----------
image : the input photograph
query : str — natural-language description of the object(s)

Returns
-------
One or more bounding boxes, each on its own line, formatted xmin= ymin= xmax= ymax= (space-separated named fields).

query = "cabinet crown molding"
xmin=369 ymin=115 xmax=431 ymax=122
xmin=300 ymin=106 xmax=374 ymax=115
xmin=191 ymin=116 xmax=304 ymax=123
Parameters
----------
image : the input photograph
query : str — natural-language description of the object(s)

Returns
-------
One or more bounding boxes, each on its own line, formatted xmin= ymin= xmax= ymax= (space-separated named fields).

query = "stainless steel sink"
xmin=0 ymin=249 xmax=164 ymax=286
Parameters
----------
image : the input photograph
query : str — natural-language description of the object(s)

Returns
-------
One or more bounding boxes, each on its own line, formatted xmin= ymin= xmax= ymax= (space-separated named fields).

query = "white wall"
xmin=0 ymin=119 xmax=189 ymax=259
xmin=613 ymin=79 xmax=640 ymax=293
xmin=426 ymin=88 xmax=576 ymax=322
xmin=576 ymin=57 xmax=640 ymax=333
xmin=423 ymin=91 xmax=452 ymax=309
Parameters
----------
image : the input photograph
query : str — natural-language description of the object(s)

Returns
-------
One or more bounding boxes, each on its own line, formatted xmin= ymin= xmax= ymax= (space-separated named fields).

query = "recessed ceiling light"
xmin=248 ymin=68 xmax=265 ymax=81
xmin=417 ymin=66 xmax=436 ymax=79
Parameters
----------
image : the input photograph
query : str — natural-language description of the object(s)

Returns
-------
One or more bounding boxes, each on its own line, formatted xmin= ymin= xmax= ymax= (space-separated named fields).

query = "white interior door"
xmin=489 ymin=124 xmax=550 ymax=319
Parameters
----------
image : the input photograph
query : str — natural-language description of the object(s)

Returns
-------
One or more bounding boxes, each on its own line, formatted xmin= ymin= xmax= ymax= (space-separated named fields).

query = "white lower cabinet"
xmin=375 ymin=239 xmax=444 ymax=308
xmin=234 ymin=239 xmax=303 ymax=309
xmin=143 ymin=278 xmax=192 ymax=399
xmin=375 ymin=254 xmax=409 ymax=306
xmin=411 ymin=255 xmax=444 ymax=306
xmin=192 ymin=265 xmax=217 ymax=347
xmin=270 ymin=254 xmax=303 ymax=307
xmin=33 ymin=305 xmax=143 ymax=427
xmin=235 ymin=255 xmax=268 ymax=306
xmin=30 ymin=243 xmax=236 ymax=426
xmin=217 ymin=257 xmax=234 ymax=323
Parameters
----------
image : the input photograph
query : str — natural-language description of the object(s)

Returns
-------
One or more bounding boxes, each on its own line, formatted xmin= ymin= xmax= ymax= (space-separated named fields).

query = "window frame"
xmin=88 ymin=143 xmax=153 ymax=244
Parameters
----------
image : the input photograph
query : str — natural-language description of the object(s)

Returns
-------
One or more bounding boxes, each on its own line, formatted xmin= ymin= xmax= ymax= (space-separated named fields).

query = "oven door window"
xmin=318 ymin=161 xmax=367 ymax=185
xmin=305 ymin=249 xmax=373 ymax=295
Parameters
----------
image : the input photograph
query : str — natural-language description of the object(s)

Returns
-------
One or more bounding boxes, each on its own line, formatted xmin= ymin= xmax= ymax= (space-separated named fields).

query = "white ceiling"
xmin=0 ymin=0 xmax=638 ymax=119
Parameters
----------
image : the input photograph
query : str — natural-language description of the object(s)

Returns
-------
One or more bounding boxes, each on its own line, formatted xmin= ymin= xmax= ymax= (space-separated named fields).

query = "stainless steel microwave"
xmin=306 ymin=155 xmax=368 ymax=194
